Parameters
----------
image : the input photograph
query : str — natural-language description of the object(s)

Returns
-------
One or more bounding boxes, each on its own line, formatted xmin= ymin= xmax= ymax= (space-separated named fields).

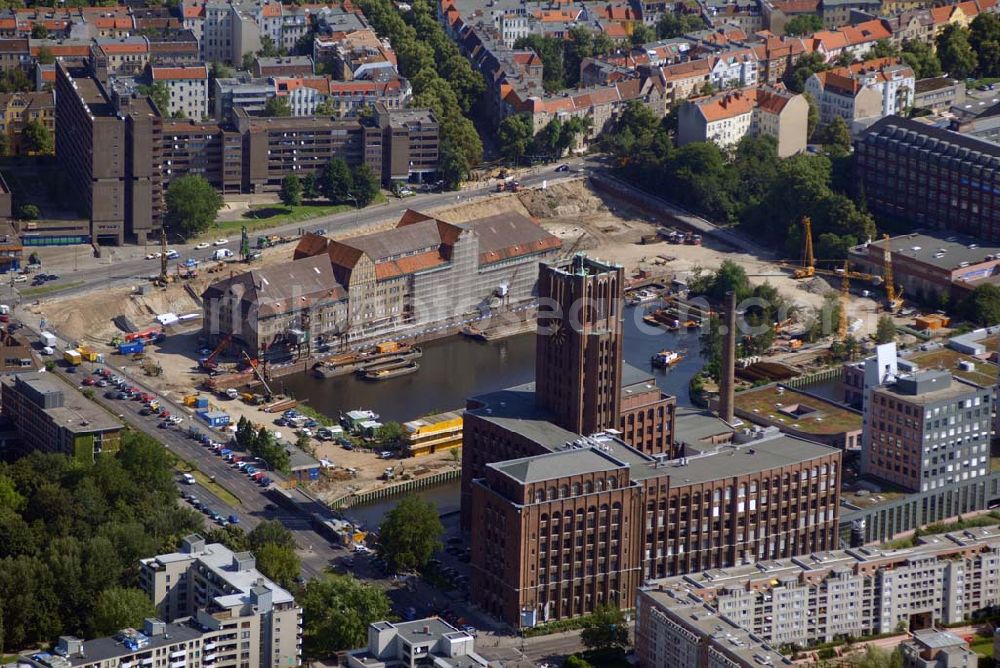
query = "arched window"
xmin=547 ymin=487 xmax=557 ymax=501
xmin=534 ymin=489 xmax=544 ymax=503
xmin=584 ymin=481 xmax=594 ymax=494
xmin=560 ymin=485 xmax=569 ymax=498
xmin=572 ymin=483 xmax=581 ymax=496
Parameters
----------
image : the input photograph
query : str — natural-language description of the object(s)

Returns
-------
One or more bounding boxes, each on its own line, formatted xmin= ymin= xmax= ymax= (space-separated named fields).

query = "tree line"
xmin=279 ymin=157 xmax=380 ymax=208
xmin=0 ymin=431 xmax=205 ymax=649
xmin=356 ymin=0 xmax=484 ymax=187
xmin=605 ymin=101 xmax=874 ymax=260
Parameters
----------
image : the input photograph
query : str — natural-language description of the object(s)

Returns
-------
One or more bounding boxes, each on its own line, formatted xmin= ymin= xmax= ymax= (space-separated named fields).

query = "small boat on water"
xmin=461 ymin=324 xmax=488 ymax=341
xmin=363 ymin=362 xmax=420 ymax=380
xmin=314 ymin=344 xmax=423 ymax=378
xmin=651 ymin=350 xmax=684 ymax=368
xmin=355 ymin=357 xmax=411 ymax=376
xmin=626 ymin=288 xmax=660 ymax=306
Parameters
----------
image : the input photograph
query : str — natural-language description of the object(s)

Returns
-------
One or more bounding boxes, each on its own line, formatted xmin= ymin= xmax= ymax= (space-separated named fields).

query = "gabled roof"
xmin=202 ymin=254 xmax=346 ymax=317
xmin=457 ymin=212 xmax=562 ymax=265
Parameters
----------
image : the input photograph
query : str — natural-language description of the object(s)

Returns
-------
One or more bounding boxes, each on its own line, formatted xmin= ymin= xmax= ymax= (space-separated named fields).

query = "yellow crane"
xmin=882 ymin=233 xmax=904 ymax=312
xmin=839 ymin=260 xmax=849 ymax=340
xmin=793 ymin=217 xmax=815 ymax=279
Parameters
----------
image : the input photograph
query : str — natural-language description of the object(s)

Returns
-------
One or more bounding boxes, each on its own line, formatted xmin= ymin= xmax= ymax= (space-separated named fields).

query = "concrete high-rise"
xmin=535 ymin=254 xmax=623 ymax=436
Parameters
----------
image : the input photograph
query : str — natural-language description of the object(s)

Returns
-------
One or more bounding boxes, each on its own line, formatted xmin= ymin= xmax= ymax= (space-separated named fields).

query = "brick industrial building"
xmin=462 ymin=255 xmax=841 ymax=628
xmin=56 ymin=63 xmax=439 ymax=244
xmin=202 ymin=209 xmax=561 ymax=358
xmin=855 ymin=116 xmax=1000 ymax=243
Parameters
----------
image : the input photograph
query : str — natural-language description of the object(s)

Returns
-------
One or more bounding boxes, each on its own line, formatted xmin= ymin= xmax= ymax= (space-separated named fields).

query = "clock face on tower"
xmin=551 ymin=321 xmax=567 ymax=347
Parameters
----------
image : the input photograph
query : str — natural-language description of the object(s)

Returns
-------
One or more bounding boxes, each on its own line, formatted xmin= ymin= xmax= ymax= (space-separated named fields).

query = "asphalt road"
xmin=26 ymin=159 xmax=593 ymax=301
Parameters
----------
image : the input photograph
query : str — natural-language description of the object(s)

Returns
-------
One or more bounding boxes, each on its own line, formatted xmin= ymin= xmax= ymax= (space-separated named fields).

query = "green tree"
xmin=204 ymin=524 xmax=251 ymax=552
xmin=255 ymin=543 xmax=300 ymax=589
xmin=302 ymin=173 xmax=319 ymax=200
xmin=91 ymin=587 xmax=156 ymax=636
xmin=876 ymin=314 xmax=896 ymax=344
xmin=497 ymin=114 xmax=534 ymax=163
xmin=822 ymin=116 xmax=852 ymax=154
xmin=804 ymin=91 xmax=820 ymax=141
xmin=314 ymin=97 xmax=337 ymax=116
xmin=783 ymin=14 xmax=822 ymax=36
xmin=376 ymin=496 xmax=443 ymax=573
xmin=264 ymin=95 xmax=292 ymax=117
xmin=248 ymin=427 xmax=290 ymax=473
xmin=630 ymin=23 xmax=656 ymax=46
xmin=350 ymin=163 xmax=380 ymax=207
xmin=164 ymin=175 xmax=223 ymax=237
xmin=971 ymin=13 xmax=1000 ymax=76
xmin=580 ymin=603 xmax=629 ymax=651
xmin=513 ymin=34 xmax=564 ymax=92
xmin=0 ymin=476 xmax=24 ymax=513
xmin=785 ymin=51 xmax=828 ymax=93
xmin=257 ymin=35 xmax=283 ymax=58
xmin=936 ymin=24 xmax=978 ymax=79
xmin=375 ymin=421 xmax=404 ymax=445
xmin=901 ymin=38 xmax=942 ymax=79
xmin=30 ymin=24 xmax=48 ymax=39
xmin=249 ymin=519 xmax=296 ymax=551
xmin=137 ymin=81 xmax=169 ymax=115
xmin=564 ymin=656 xmax=594 ymax=668
xmin=301 ymin=575 xmax=392 ymax=655
xmin=0 ymin=67 xmax=29 ymax=93
xmin=656 ymin=12 xmax=706 ymax=39
xmin=319 ymin=157 xmax=354 ymax=203
xmin=21 ymin=120 xmax=52 ymax=155
xmin=17 ymin=203 xmax=39 ymax=220
xmin=961 ymin=284 xmax=1000 ymax=325
xmin=36 ymin=46 xmax=54 ymax=65
xmin=280 ymin=174 xmax=303 ymax=206
xmin=864 ymin=38 xmax=901 ymax=60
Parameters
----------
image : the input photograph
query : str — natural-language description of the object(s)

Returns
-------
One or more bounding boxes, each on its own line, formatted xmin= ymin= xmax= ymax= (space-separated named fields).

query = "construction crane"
xmin=243 ymin=351 xmax=273 ymax=398
xmin=158 ymin=228 xmax=169 ymax=286
xmin=793 ymin=217 xmax=815 ymax=279
xmin=882 ymin=233 xmax=904 ymax=312
xmin=839 ymin=260 xmax=849 ymax=340
xmin=199 ymin=332 xmax=233 ymax=372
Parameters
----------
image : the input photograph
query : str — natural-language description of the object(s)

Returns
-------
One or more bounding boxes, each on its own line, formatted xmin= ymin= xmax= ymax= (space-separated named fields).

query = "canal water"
xmin=279 ymin=303 xmax=709 ymax=423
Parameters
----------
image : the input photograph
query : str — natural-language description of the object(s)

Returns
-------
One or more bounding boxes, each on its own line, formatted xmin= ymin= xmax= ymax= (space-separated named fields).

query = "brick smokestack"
xmin=719 ymin=290 xmax=737 ymax=424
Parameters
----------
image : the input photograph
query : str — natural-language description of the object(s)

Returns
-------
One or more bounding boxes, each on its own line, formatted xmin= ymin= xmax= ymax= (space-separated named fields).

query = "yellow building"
xmin=403 ymin=410 xmax=463 ymax=457
xmin=0 ymin=91 xmax=55 ymax=155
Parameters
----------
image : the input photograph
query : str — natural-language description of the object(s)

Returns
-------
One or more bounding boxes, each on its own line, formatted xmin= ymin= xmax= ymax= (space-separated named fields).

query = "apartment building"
xmin=862 ymin=369 xmax=992 ymax=494
xmin=91 ymin=36 xmax=150 ymax=76
xmin=138 ymin=534 xmax=302 ymax=667
xmin=233 ymin=107 xmax=382 ymax=192
xmin=150 ymin=64 xmax=209 ymax=120
xmin=637 ymin=524 xmax=1000 ymax=657
xmin=161 ymin=118 xmax=242 ymax=192
xmin=0 ymin=371 xmax=123 ymax=461
xmin=202 ymin=209 xmax=560 ymax=358
xmin=635 ymin=589 xmax=792 ymax=668
xmin=147 ymin=28 xmax=201 ymax=65
xmin=810 ymin=20 xmax=892 ymax=63
xmin=253 ymin=55 xmax=314 ymax=78
xmin=677 ymin=86 xmax=809 ymax=157
xmin=346 ymin=618 xmax=486 ymax=668
xmin=213 ymin=76 xmax=273 ymax=120
xmin=806 ymin=57 xmax=914 ymax=130
xmin=55 ymin=61 xmax=162 ymax=244
xmin=0 ymin=90 xmax=54 ymax=155
xmin=25 ymin=618 xmax=246 ymax=668
xmin=855 ymin=117 xmax=1000 ymax=242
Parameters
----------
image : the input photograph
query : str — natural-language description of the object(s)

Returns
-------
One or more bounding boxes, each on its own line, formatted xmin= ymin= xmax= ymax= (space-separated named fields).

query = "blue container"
xmin=194 ymin=397 xmax=209 ymax=409
xmin=118 ymin=341 xmax=144 ymax=355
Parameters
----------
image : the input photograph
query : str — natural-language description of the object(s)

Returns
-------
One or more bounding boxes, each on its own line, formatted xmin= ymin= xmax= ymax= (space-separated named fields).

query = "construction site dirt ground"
xmin=32 ymin=178 xmax=889 ymax=502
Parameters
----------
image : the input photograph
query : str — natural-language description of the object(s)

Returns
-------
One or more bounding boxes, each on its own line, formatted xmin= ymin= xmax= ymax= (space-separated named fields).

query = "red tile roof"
xmin=151 ymin=65 xmax=207 ymax=80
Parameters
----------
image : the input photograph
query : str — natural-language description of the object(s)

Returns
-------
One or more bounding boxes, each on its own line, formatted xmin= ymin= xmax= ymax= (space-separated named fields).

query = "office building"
xmin=637 ymin=524 xmax=1000 ymax=657
xmin=376 ymin=105 xmax=438 ymax=185
xmin=138 ymin=534 xmax=302 ymax=667
xmin=863 ymin=369 xmax=991 ymax=493
xmin=0 ymin=371 xmax=123 ymax=461
xmin=677 ymin=86 xmax=809 ymax=157
xmin=346 ymin=618 xmax=486 ymax=668
xmin=855 ymin=116 xmax=1000 ymax=242
xmin=203 ymin=209 xmax=561 ymax=358
xmin=901 ymin=629 xmax=977 ymax=668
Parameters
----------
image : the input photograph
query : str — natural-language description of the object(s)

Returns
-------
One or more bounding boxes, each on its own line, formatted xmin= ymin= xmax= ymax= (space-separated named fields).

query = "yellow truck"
xmin=63 ymin=350 xmax=82 ymax=366
xmin=76 ymin=346 xmax=100 ymax=362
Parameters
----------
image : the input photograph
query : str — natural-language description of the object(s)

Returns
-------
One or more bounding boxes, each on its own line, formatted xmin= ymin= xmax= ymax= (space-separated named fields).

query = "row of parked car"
xmin=187 ymin=430 xmax=273 ymax=487
xmin=179 ymin=488 xmax=240 ymax=527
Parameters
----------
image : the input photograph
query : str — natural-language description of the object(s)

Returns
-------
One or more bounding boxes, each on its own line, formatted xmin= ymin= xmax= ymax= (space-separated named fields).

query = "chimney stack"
xmin=719 ymin=290 xmax=736 ymax=424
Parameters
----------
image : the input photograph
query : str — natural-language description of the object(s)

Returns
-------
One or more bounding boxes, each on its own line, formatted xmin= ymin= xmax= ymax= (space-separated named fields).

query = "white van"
xmin=181 ymin=473 xmax=196 ymax=485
